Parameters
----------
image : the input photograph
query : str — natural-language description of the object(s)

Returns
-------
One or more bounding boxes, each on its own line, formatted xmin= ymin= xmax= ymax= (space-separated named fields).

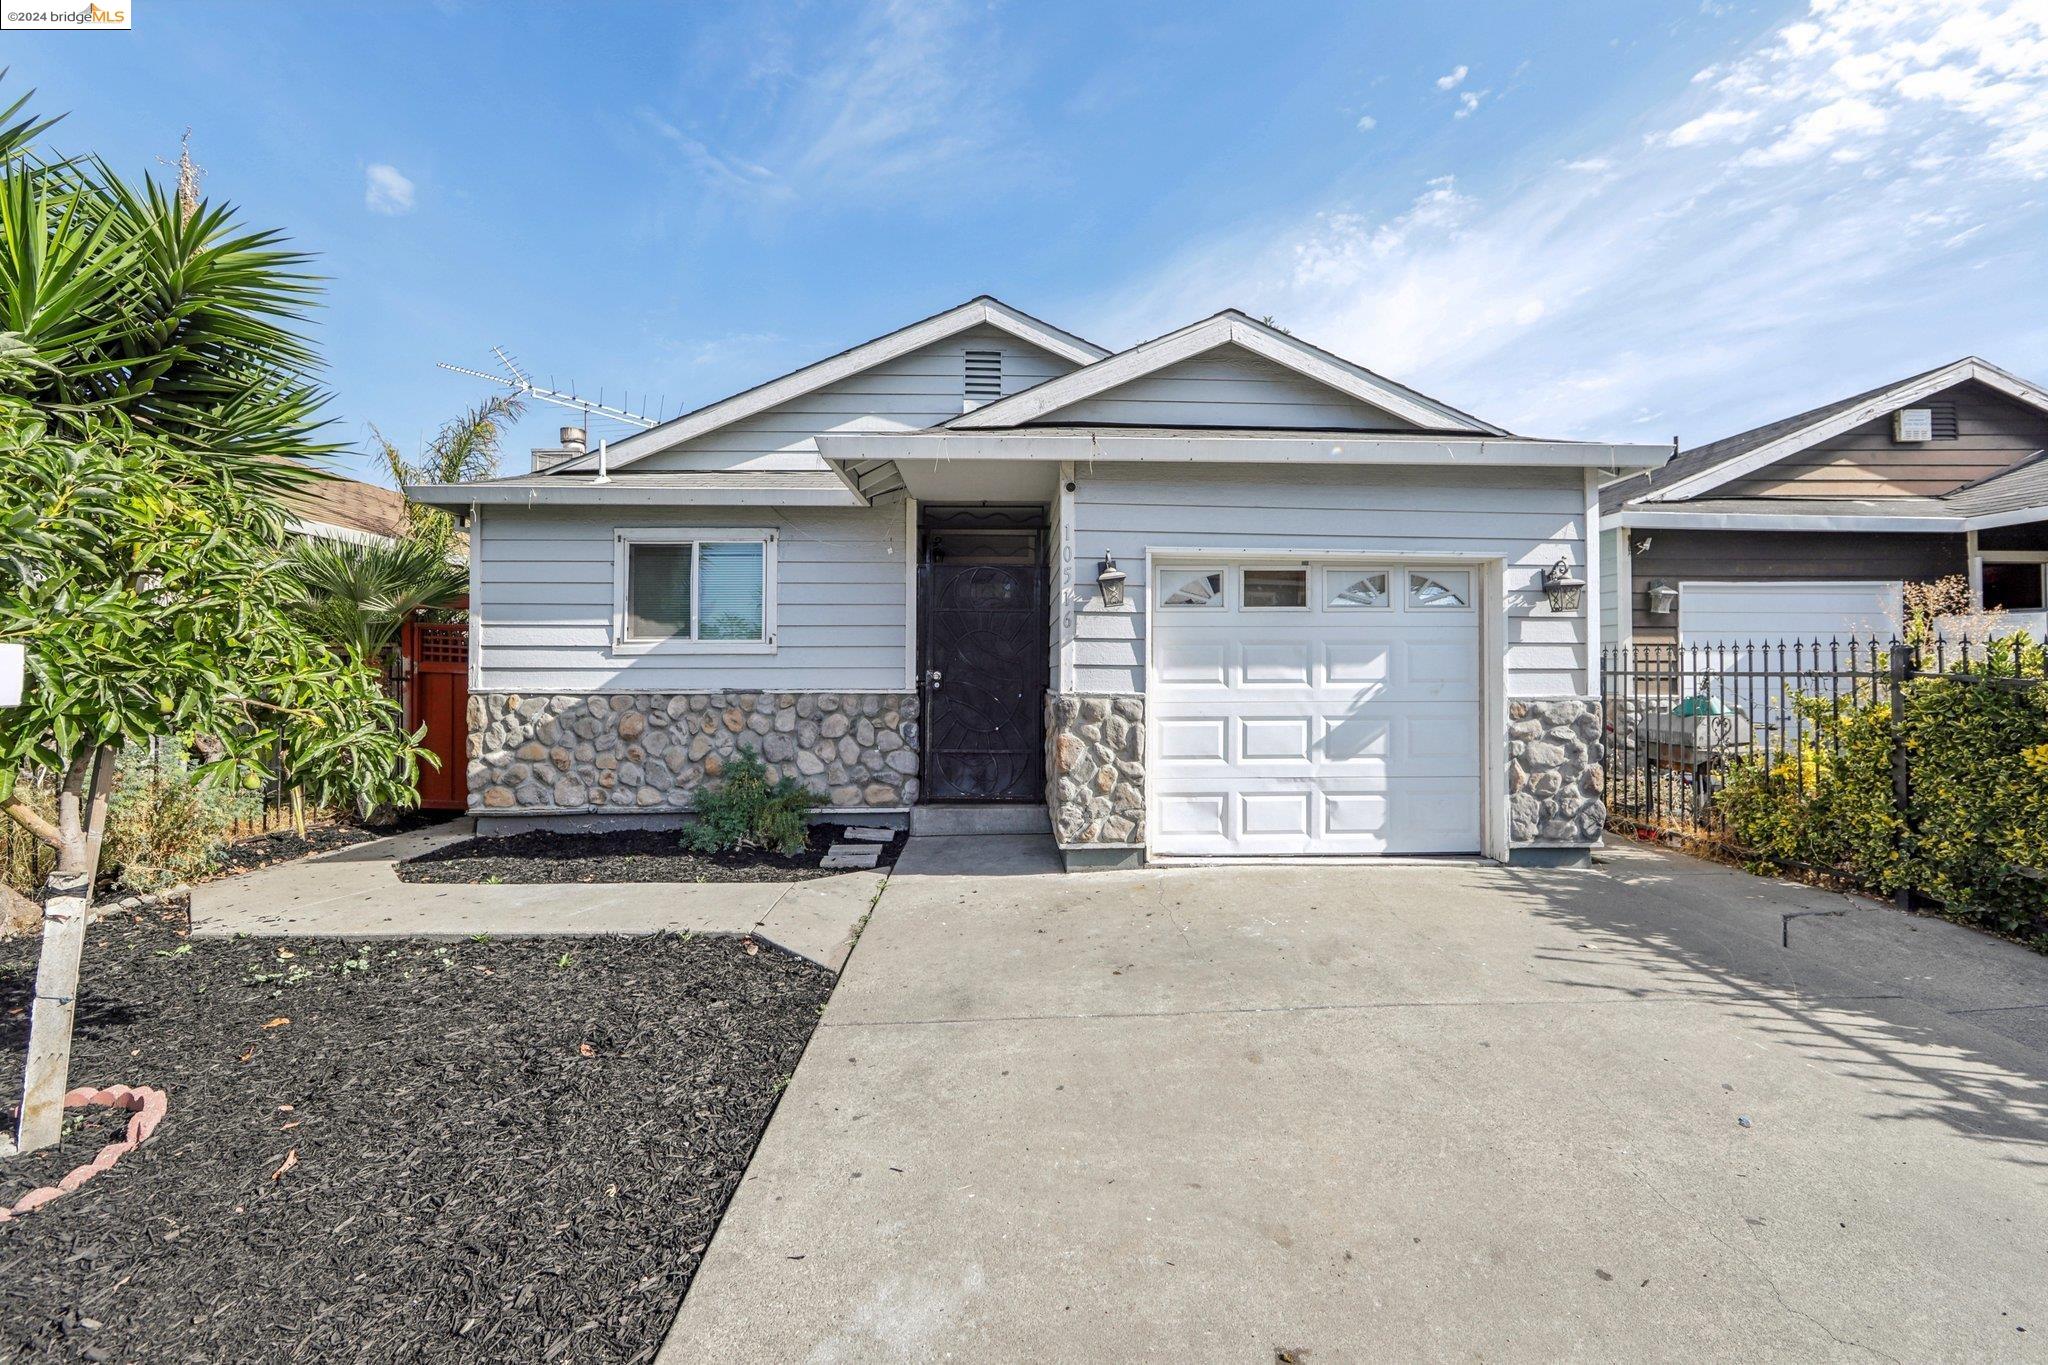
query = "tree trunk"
xmin=12 ymin=746 xmax=113 ymax=1155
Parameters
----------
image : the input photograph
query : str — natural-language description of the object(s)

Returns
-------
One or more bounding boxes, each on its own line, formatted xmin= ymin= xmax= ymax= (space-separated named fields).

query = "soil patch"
xmin=205 ymin=810 xmax=448 ymax=882
xmin=398 ymin=825 xmax=906 ymax=885
xmin=0 ymin=905 xmax=833 ymax=1363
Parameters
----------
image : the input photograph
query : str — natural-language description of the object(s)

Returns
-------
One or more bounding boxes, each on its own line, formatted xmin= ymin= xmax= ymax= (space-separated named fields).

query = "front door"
xmin=920 ymin=528 xmax=1045 ymax=801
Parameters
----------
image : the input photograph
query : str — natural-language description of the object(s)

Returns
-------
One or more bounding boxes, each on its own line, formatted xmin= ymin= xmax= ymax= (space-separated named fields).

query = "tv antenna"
xmin=437 ymin=346 xmax=662 ymax=430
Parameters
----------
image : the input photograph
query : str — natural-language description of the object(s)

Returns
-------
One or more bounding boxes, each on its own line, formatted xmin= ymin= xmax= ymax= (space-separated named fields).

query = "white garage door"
xmin=1679 ymin=580 xmax=1902 ymax=649
xmin=1150 ymin=561 xmax=1483 ymax=857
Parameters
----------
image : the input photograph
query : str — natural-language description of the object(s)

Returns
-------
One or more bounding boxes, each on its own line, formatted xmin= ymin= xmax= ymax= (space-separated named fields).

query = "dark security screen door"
xmin=921 ymin=528 xmax=1045 ymax=802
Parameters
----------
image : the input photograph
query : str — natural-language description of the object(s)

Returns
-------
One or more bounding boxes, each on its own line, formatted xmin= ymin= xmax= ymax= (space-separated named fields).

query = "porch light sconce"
xmin=1096 ymin=551 xmax=1127 ymax=609
xmin=1543 ymin=558 xmax=1587 ymax=613
xmin=1646 ymin=580 xmax=1679 ymax=615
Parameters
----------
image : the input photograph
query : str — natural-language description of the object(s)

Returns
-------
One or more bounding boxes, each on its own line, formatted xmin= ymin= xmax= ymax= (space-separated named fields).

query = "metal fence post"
xmin=1888 ymin=641 xmax=1915 ymax=912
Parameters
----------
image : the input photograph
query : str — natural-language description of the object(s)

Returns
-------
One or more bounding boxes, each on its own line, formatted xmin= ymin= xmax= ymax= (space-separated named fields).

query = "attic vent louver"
xmin=964 ymin=349 xmax=1003 ymax=409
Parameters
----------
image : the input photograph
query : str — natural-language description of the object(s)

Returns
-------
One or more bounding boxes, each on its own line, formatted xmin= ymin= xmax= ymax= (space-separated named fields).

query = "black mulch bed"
xmin=398 ymin=824 xmax=907 ymax=886
xmin=206 ymin=810 xmax=449 ymax=881
xmin=0 ymin=907 xmax=834 ymax=1363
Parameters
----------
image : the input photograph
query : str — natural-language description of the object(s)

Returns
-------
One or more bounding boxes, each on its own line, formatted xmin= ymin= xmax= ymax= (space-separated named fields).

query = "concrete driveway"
xmin=666 ymin=837 xmax=2048 ymax=1362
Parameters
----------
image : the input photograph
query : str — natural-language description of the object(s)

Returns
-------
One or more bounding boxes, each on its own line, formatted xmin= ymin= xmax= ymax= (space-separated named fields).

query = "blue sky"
xmin=10 ymin=0 xmax=2048 ymax=482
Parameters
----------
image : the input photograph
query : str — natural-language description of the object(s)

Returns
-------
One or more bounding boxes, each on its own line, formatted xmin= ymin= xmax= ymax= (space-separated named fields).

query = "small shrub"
xmin=103 ymin=745 xmax=262 ymax=892
xmin=683 ymin=748 xmax=821 ymax=857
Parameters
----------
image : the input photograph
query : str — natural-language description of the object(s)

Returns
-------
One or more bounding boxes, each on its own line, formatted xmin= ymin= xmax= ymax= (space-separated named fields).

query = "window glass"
xmin=1243 ymin=569 xmax=1308 ymax=608
xmin=1982 ymin=561 xmax=2046 ymax=612
xmin=1161 ymin=570 xmax=1224 ymax=607
xmin=697 ymin=542 xmax=766 ymax=640
xmin=626 ymin=544 xmax=692 ymax=640
xmin=1329 ymin=571 xmax=1390 ymax=608
xmin=1408 ymin=570 xmax=1471 ymax=609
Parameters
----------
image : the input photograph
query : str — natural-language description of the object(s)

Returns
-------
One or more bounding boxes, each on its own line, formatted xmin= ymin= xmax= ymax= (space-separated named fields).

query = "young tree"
xmin=0 ymin=90 xmax=425 ymax=1154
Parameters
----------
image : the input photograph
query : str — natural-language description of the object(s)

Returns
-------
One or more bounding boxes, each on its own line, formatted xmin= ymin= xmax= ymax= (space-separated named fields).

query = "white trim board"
xmin=1611 ymin=507 xmax=1963 ymax=533
xmin=946 ymin=311 xmax=1507 ymax=435
xmin=1644 ymin=357 xmax=2048 ymax=503
xmin=819 ymin=430 xmax=1665 ymax=469
xmin=562 ymin=298 xmax=1109 ymax=474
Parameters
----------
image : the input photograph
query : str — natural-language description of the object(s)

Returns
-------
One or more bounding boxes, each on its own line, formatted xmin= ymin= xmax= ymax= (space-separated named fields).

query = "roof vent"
xmin=964 ymin=349 xmax=1003 ymax=410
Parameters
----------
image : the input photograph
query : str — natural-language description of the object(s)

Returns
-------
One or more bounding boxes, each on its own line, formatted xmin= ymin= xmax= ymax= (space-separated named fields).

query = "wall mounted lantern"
xmin=1096 ymin=551 xmax=1127 ymax=609
xmin=1646 ymin=580 xmax=1679 ymax=615
xmin=1542 ymin=557 xmax=1586 ymax=613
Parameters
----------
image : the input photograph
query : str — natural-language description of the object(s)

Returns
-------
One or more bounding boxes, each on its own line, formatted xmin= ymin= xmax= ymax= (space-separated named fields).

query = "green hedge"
xmin=1714 ymin=644 xmax=2048 ymax=945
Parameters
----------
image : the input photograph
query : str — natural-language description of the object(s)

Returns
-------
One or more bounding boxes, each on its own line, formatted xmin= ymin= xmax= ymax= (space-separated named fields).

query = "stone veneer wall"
xmin=1507 ymin=697 xmax=1605 ymax=846
xmin=1045 ymin=693 xmax=1146 ymax=846
xmin=467 ymin=692 xmax=920 ymax=814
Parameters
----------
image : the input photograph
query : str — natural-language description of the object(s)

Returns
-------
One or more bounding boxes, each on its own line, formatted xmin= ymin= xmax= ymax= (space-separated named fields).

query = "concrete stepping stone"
xmin=821 ymin=843 xmax=882 ymax=871
xmin=841 ymin=827 xmax=896 ymax=843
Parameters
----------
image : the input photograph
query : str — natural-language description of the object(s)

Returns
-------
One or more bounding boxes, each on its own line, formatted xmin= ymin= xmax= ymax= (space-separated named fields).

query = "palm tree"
xmin=280 ymin=536 xmax=470 ymax=663
xmin=374 ymin=392 xmax=525 ymax=552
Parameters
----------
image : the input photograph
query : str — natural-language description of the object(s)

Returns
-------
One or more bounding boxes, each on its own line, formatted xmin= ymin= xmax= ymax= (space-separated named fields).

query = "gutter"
xmin=816 ymin=431 xmax=1668 ymax=469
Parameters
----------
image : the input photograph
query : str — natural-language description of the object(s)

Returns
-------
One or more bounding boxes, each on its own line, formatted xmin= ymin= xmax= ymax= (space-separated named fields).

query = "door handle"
xmin=925 ymin=669 xmax=943 ymax=690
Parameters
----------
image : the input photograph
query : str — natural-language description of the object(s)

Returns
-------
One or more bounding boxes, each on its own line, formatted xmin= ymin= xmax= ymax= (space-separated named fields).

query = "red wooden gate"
xmin=401 ymin=619 xmax=471 ymax=811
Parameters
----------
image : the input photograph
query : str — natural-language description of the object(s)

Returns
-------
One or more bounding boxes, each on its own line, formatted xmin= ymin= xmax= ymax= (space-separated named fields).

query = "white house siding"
xmin=1030 ymin=347 xmax=1415 ymax=430
xmin=1598 ymin=527 xmax=1624 ymax=655
xmin=1063 ymin=464 xmax=1590 ymax=697
xmin=631 ymin=325 xmax=1080 ymax=473
xmin=475 ymin=504 xmax=909 ymax=694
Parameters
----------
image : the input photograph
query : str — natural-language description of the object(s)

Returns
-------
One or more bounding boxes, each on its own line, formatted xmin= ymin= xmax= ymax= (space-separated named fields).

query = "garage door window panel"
xmin=1242 ymin=568 xmax=1309 ymax=610
xmin=1408 ymin=570 xmax=1472 ymax=610
xmin=1161 ymin=569 xmax=1226 ymax=609
xmin=1326 ymin=569 xmax=1392 ymax=610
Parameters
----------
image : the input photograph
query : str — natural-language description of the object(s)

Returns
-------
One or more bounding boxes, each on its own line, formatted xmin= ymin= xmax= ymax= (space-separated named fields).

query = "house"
xmin=283 ymin=469 xmax=412 ymax=545
xmin=1600 ymin=358 xmax=2048 ymax=653
xmin=408 ymin=298 xmax=1664 ymax=870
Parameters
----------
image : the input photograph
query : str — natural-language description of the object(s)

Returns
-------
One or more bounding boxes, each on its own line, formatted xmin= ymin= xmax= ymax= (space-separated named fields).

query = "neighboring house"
xmin=284 ymin=470 xmax=412 ymax=545
xmin=1600 ymin=358 xmax=2048 ymax=653
xmin=410 ymin=297 xmax=1662 ymax=870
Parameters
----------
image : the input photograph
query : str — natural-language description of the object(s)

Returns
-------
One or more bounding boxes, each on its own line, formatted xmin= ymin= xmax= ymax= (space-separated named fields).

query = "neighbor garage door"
xmin=1149 ymin=561 xmax=1483 ymax=857
xmin=1679 ymin=580 xmax=1902 ymax=650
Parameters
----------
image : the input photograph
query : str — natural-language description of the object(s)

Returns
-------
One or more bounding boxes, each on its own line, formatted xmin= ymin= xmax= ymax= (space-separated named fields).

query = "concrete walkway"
xmin=189 ymin=821 xmax=879 ymax=970
xmin=666 ymin=836 xmax=2048 ymax=1362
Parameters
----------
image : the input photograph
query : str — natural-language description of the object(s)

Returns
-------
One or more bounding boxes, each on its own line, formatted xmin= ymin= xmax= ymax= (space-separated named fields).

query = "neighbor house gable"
xmin=573 ymin=297 xmax=1109 ymax=474
xmin=943 ymin=311 xmax=1509 ymax=435
xmin=1640 ymin=357 xmax=2048 ymax=504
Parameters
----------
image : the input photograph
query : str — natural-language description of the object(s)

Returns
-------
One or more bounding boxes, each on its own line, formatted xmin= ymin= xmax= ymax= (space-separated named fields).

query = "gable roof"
xmin=1615 ymin=356 xmax=2048 ymax=508
xmin=941 ymin=310 xmax=1509 ymax=436
xmin=564 ymin=297 xmax=1110 ymax=474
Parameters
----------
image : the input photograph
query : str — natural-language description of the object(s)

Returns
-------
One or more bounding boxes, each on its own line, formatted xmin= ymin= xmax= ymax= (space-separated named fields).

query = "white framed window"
xmin=1407 ymin=568 xmax=1472 ymax=610
xmin=1325 ymin=568 xmax=1392 ymax=610
xmin=612 ymin=527 xmax=777 ymax=653
xmin=1981 ymin=559 xmax=2047 ymax=612
xmin=1160 ymin=568 xmax=1226 ymax=609
xmin=1241 ymin=567 xmax=1310 ymax=610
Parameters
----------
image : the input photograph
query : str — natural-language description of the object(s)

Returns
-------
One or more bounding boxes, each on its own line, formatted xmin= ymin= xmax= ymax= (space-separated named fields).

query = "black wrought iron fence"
xmin=1603 ymin=637 xmax=1896 ymax=850
xmin=1602 ymin=634 xmax=2047 ymax=911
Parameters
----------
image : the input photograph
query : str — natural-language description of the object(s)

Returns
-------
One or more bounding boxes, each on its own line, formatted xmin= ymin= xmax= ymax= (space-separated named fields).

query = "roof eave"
xmin=816 ymin=431 xmax=1664 ymax=469
xmin=403 ymin=481 xmax=867 ymax=509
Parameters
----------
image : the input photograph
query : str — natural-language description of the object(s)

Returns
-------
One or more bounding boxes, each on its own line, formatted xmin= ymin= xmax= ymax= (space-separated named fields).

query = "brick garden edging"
xmin=1 ymin=1085 xmax=169 ymax=1222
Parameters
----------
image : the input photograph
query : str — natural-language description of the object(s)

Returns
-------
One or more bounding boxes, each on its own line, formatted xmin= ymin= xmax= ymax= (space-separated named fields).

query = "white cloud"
xmin=1086 ymin=0 xmax=2048 ymax=443
xmin=1659 ymin=106 xmax=1759 ymax=146
xmin=363 ymin=164 xmax=415 ymax=215
xmin=1356 ymin=114 xmax=1378 ymax=132
xmin=648 ymin=0 xmax=1033 ymax=206
xmin=1455 ymin=91 xmax=1486 ymax=119
xmin=1435 ymin=64 xmax=1470 ymax=91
